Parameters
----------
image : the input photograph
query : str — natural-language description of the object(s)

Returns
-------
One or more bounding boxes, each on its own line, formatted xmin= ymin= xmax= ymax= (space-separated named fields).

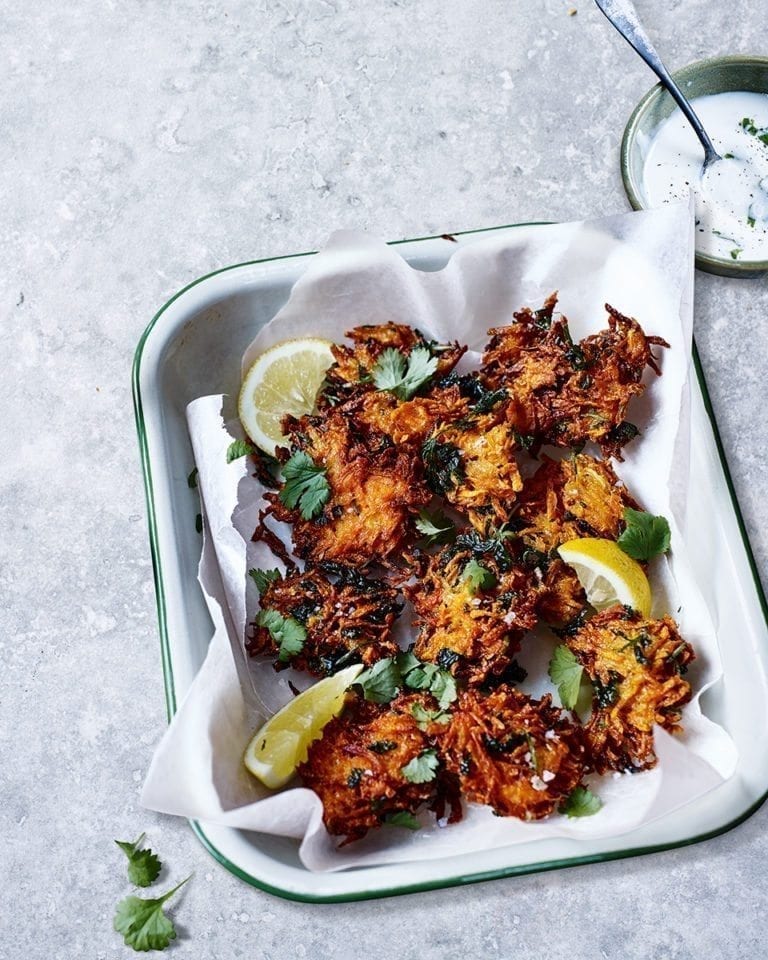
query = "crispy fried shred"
xmin=482 ymin=296 xmax=669 ymax=458
xmin=247 ymin=564 xmax=402 ymax=675
xmin=407 ymin=531 xmax=539 ymax=685
xmin=512 ymin=453 xmax=640 ymax=623
xmin=440 ymin=687 xmax=586 ymax=819
xmin=298 ymin=693 xmax=454 ymax=842
xmin=566 ymin=605 xmax=695 ymax=773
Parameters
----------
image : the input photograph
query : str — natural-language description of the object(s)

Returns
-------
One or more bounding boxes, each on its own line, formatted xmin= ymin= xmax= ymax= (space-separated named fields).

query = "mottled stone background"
xmin=1 ymin=1 xmax=766 ymax=957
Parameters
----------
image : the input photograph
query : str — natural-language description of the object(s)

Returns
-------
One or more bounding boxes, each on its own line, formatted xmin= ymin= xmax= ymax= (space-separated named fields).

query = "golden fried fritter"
xmin=320 ymin=322 xmax=465 ymax=407
xmin=440 ymin=687 xmax=586 ymax=820
xmin=246 ymin=564 xmax=402 ymax=676
xmin=269 ymin=407 xmax=430 ymax=567
xmin=299 ymin=694 xmax=443 ymax=842
xmin=422 ymin=407 xmax=524 ymax=533
xmin=353 ymin=384 xmax=469 ymax=447
xmin=482 ymin=296 xmax=668 ymax=458
xmin=512 ymin=454 xmax=640 ymax=623
xmin=566 ymin=605 xmax=695 ymax=773
xmin=407 ymin=532 xmax=540 ymax=685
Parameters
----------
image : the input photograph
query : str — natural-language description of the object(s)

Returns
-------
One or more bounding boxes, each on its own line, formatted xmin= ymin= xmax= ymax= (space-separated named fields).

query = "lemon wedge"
xmin=243 ymin=663 xmax=364 ymax=789
xmin=557 ymin=538 xmax=652 ymax=618
xmin=238 ymin=338 xmax=335 ymax=455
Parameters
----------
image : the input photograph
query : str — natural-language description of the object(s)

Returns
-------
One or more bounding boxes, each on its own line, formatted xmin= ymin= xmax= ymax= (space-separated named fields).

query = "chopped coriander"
xmin=730 ymin=248 xmax=742 ymax=260
xmin=256 ymin=609 xmax=306 ymax=662
xmin=226 ymin=438 xmax=255 ymax=463
xmin=114 ymin=834 xmax=162 ymax=888
xmin=372 ymin=346 xmax=439 ymax=400
xmin=187 ymin=467 xmax=198 ymax=488
xmin=401 ymin=749 xmax=439 ymax=784
xmin=559 ymin=786 xmax=603 ymax=818
xmin=548 ymin=645 xmax=583 ymax=710
xmin=383 ymin=810 xmax=421 ymax=830
xmin=398 ymin=652 xmax=457 ymax=709
xmin=355 ymin=658 xmax=401 ymax=703
xmin=279 ymin=451 xmax=330 ymax=520
xmin=748 ymin=216 xmax=756 ymax=228
xmin=462 ymin=558 xmax=497 ymax=593
xmin=617 ymin=507 xmax=671 ymax=561
xmin=723 ymin=152 xmax=735 ymax=159
xmin=421 ymin=437 xmax=464 ymax=494
xmin=248 ymin=568 xmax=282 ymax=594
xmin=415 ymin=508 xmax=456 ymax=546
xmin=113 ymin=877 xmax=190 ymax=952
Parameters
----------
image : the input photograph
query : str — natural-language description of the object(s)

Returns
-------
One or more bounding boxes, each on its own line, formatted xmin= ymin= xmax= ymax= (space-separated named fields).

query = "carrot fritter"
xmin=269 ymin=407 xmax=430 ymax=567
xmin=352 ymin=384 xmax=469 ymax=447
xmin=422 ymin=409 xmax=524 ymax=533
xmin=440 ymin=687 xmax=586 ymax=820
xmin=407 ymin=531 xmax=540 ymax=685
xmin=512 ymin=454 xmax=640 ymax=623
xmin=246 ymin=564 xmax=402 ymax=676
xmin=299 ymin=693 xmax=444 ymax=842
xmin=481 ymin=296 xmax=668 ymax=458
xmin=565 ymin=605 xmax=695 ymax=773
xmin=319 ymin=322 xmax=465 ymax=407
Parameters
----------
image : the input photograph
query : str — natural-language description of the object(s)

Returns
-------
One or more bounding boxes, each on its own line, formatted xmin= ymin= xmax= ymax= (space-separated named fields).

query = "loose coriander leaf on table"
xmin=226 ymin=438 xmax=255 ymax=463
xmin=559 ymin=786 xmax=603 ymax=818
xmin=617 ymin=507 xmax=671 ymax=561
xmin=355 ymin=658 xmax=401 ymax=704
xmin=462 ymin=558 xmax=497 ymax=593
xmin=401 ymin=749 xmax=439 ymax=784
xmin=415 ymin=508 xmax=456 ymax=546
xmin=113 ymin=877 xmax=190 ymax=952
xmin=115 ymin=834 xmax=162 ymax=887
xmin=256 ymin=609 xmax=306 ymax=662
xmin=548 ymin=645 xmax=583 ymax=710
xmin=278 ymin=451 xmax=330 ymax=520
xmin=249 ymin=568 xmax=282 ymax=595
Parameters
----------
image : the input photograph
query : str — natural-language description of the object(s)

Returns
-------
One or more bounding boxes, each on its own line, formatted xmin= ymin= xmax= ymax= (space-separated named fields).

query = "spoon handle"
xmin=594 ymin=0 xmax=720 ymax=166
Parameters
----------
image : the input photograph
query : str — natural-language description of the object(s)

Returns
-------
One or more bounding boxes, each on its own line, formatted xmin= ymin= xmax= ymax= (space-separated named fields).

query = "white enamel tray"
xmin=133 ymin=224 xmax=768 ymax=902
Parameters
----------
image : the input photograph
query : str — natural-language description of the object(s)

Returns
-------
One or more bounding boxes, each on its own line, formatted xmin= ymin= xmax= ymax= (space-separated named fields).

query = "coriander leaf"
xmin=401 ymin=748 xmax=439 ymax=784
xmin=429 ymin=669 xmax=457 ymax=710
xmin=248 ymin=568 xmax=282 ymax=595
xmin=226 ymin=439 xmax=255 ymax=463
xmin=187 ymin=467 xmax=198 ymax=488
xmin=399 ymin=346 xmax=439 ymax=399
xmin=617 ymin=507 xmax=671 ymax=561
xmin=371 ymin=348 xmax=407 ymax=393
xmin=462 ymin=558 xmax=497 ymax=593
xmin=113 ymin=877 xmax=190 ymax=952
xmin=395 ymin=650 xmax=421 ymax=676
xmin=279 ymin=451 xmax=330 ymax=520
xmin=256 ymin=609 xmax=306 ymax=662
xmin=383 ymin=810 xmax=421 ymax=830
xmin=415 ymin=508 xmax=456 ymax=546
xmin=355 ymin=658 xmax=401 ymax=703
xmin=559 ymin=786 xmax=603 ymax=818
xmin=372 ymin=346 xmax=438 ymax=400
xmin=730 ymin=248 xmax=742 ymax=260
xmin=115 ymin=834 xmax=162 ymax=888
xmin=402 ymin=663 xmax=438 ymax=690
xmin=548 ymin=645 xmax=583 ymax=710
xmin=410 ymin=703 xmax=450 ymax=728
xmin=748 ymin=216 xmax=756 ymax=228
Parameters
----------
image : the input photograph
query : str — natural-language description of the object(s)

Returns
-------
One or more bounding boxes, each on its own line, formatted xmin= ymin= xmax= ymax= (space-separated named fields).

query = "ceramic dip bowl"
xmin=621 ymin=55 xmax=768 ymax=279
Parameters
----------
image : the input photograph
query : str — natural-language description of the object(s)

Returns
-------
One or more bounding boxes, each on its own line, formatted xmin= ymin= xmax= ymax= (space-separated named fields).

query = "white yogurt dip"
xmin=642 ymin=91 xmax=768 ymax=262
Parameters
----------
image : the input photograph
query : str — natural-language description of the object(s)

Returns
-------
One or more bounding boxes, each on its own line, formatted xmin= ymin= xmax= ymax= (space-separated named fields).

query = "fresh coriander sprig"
xmin=249 ymin=568 xmax=282 ymax=594
xmin=383 ymin=810 xmax=421 ymax=830
xmin=462 ymin=558 xmax=497 ymax=594
xmin=559 ymin=786 xmax=603 ymax=818
xmin=401 ymin=749 xmax=439 ymax=784
xmin=548 ymin=645 xmax=584 ymax=710
xmin=115 ymin=834 xmax=162 ymax=888
xmin=226 ymin=438 xmax=256 ymax=463
xmin=372 ymin=346 xmax=439 ymax=400
xmin=278 ymin=451 xmax=330 ymax=520
xmin=617 ymin=507 xmax=671 ymax=561
xmin=114 ymin=877 xmax=190 ymax=952
xmin=256 ymin=609 xmax=306 ymax=662
xmin=415 ymin=508 xmax=456 ymax=546
xmin=355 ymin=658 xmax=402 ymax=703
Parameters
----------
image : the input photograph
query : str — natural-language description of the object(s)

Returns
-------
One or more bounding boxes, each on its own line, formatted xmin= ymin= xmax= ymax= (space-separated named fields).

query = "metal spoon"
xmin=594 ymin=0 xmax=721 ymax=170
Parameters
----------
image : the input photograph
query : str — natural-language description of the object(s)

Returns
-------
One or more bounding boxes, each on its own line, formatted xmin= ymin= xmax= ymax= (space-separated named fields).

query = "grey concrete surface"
xmin=1 ymin=1 xmax=766 ymax=957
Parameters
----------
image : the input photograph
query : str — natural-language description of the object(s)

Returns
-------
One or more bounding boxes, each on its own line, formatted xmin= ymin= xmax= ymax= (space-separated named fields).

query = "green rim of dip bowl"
xmin=621 ymin=54 xmax=768 ymax=279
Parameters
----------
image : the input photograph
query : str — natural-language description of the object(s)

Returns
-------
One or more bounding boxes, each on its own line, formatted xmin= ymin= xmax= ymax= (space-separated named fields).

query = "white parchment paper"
xmin=142 ymin=204 xmax=737 ymax=872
